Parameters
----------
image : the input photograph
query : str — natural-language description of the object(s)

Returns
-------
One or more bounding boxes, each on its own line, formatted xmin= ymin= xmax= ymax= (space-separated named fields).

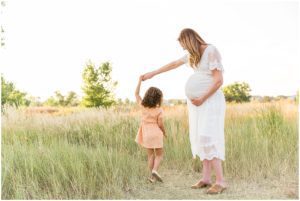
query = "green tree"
xmin=81 ymin=61 xmax=117 ymax=108
xmin=222 ymin=82 xmax=251 ymax=103
xmin=28 ymin=96 xmax=43 ymax=106
xmin=274 ymin=95 xmax=287 ymax=101
xmin=117 ymin=98 xmax=123 ymax=105
xmin=65 ymin=91 xmax=78 ymax=106
xmin=44 ymin=91 xmax=79 ymax=106
xmin=1 ymin=75 xmax=30 ymax=107
xmin=262 ymin=96 xmax=273 ymax=102
xmin=55 ymin=91 xmax=65 ymax=106
xmin=44 ymin=96 xmax=58 ymax=106
xmin=125 ymin=98 xmax=132 ymax=105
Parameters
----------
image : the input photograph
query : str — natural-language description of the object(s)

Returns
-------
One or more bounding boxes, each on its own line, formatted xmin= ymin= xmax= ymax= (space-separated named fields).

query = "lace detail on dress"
xmin=194 ymin=135 xmax=225 ymax=161
xmin=207 ymin=46 xmax=224 ymax=72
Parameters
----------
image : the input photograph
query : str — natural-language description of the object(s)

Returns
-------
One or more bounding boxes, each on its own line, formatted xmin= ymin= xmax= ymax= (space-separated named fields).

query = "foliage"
xmin=81 ymin=61 xmax=117 ymax=108
xmin=222 ymin=82 xmax=251 ymax=103
xmin=1 ymin=75 xmax=30 ymax=107
xmin=44 ymin=91 xmax=79 ymax=106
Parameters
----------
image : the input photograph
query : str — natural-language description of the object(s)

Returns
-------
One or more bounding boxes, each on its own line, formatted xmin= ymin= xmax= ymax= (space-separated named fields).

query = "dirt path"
xmin=123 ymin=168 xmax=298 ymax=199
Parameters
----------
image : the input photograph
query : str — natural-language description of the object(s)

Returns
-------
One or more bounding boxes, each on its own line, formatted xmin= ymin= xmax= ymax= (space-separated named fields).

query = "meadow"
xmin=1 ymin=101 xmax=298 ymax=199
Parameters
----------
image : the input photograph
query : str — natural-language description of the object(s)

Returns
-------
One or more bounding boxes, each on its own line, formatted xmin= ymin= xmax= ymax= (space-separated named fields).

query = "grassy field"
xmin=1 ymin=101 xmax=299 ymax=199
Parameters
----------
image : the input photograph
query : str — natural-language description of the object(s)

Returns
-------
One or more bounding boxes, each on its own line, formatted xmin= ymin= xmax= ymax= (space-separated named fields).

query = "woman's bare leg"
xmin=193 ymin=159 xmax=212 ymax=186
xmin=211 ymin=158 xmax=226 ymax=186
xmin=201 ymin=159 xmax=212 ymax=183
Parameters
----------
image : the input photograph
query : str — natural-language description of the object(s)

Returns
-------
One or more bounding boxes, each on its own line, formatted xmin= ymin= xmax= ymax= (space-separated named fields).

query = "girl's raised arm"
xmin=135 ymin=76 xmax=143 ymax=105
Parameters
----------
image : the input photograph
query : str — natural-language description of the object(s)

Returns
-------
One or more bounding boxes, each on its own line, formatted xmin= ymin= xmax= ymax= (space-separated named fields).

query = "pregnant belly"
xmin=185 ymin=73 xmax=213 ymax=99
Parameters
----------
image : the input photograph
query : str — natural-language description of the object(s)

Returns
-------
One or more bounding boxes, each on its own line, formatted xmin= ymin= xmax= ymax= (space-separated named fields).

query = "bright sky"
xmin=1 ymin=0 xmax=299 ymax=101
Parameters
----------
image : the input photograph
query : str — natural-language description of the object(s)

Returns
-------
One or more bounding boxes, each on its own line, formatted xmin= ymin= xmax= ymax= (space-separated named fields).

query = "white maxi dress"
xmin=180 ymin=44 xmax=226 ymax=161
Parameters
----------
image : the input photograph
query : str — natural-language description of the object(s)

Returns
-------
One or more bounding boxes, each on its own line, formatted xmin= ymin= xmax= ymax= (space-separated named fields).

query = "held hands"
xmin=142 ymin=71 xmax=155 ymax=81
xmin=138 ymin=75 xmax=144 ymax=82
xmin=139 ymin=71 xmax=155 ymax=82
xmin=191 ymin=96 xmax=205 ymax=106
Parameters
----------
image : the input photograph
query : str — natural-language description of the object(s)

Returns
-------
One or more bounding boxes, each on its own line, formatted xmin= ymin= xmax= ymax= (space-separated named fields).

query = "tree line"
xmin=2 ymin=61 xmax=298 ymax=108
xmin=2 ymin=61 xmax=117 ymax=108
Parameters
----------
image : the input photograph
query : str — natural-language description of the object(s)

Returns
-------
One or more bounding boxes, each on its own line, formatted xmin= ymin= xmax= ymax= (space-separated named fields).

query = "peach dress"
xmin=135 ymin=106 xmax=164 ymax=149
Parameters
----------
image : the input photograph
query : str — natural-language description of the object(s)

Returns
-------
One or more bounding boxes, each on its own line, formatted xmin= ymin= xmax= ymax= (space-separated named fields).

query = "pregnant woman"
xmin=142 ymin=28 xmax=226 ymax=194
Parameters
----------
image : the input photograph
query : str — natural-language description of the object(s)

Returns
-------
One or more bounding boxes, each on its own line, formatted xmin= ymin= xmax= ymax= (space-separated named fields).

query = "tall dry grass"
xmin=1 ymin=101 xmax=298 ymax=199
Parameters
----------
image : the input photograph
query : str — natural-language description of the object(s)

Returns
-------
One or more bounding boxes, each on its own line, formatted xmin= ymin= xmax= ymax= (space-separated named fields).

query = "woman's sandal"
xmin=206 ymin=184 xmax=227 ymax=194
xmin=151 ymin=170 xmax=163 ymax=182
xmin=191 ymin=181 xmax=212 ymax=189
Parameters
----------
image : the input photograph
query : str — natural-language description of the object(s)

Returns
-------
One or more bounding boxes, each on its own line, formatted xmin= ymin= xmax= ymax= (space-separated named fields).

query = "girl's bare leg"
xmin=147 ymin=148 xmax=155 ymax=171
xmin=152 ymin=148 xmax=163 ymax=172
xmin=147 ymin=148 xmax=155 ymax=181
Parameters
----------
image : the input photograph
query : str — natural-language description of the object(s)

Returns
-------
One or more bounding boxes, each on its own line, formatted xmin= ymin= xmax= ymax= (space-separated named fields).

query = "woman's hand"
xmin=142 ymin=71 xmax=156 ymax=81
xmin=191 ymin=96 xmax=205 ymax=106
xmin=190 ymin=70 xmax=223 ymax=107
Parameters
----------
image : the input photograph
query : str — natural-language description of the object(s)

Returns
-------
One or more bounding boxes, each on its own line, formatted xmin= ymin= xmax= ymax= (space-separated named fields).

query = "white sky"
xmin=1 ymin=0 xmax=299 ymax=101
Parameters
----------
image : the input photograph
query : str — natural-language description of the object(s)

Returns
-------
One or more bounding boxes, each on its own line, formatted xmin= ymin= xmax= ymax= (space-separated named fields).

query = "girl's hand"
xmin=191 ymin=97 xmax=205 ymax=106
xmin=139 ymin=75 xmax=144 ymax=82
xmin=142 ymin=71 xmax=155 ymax=81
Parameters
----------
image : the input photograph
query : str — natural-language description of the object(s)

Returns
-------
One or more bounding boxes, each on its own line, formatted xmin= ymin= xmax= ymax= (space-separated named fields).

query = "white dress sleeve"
xmin=179 ymin=54 xmax=188 ymax=64
xmin=207 ymin=46 xmax=224 ymax=72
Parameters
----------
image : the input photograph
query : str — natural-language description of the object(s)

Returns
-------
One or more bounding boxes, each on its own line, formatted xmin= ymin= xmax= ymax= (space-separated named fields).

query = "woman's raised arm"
xmin=142 ymin=59 xmax=185 ymax=81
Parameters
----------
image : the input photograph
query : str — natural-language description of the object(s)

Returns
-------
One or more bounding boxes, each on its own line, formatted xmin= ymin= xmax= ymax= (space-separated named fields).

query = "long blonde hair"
xmin=178 ymin=28 xmax=207 ymax=67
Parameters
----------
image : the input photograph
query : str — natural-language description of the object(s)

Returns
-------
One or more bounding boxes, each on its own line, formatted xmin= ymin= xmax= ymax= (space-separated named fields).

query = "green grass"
xmin=1 ymin=102 xmax=298 ymax=199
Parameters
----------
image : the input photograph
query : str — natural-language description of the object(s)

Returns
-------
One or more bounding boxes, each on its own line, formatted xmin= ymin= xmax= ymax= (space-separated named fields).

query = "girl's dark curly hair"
xmin=141 ymin=87 xmax=163 ymax=108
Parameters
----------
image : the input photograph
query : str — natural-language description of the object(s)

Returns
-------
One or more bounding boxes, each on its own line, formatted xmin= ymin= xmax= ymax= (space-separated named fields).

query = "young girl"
xmin=135 ymin=75 xmax=167 ymax=183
